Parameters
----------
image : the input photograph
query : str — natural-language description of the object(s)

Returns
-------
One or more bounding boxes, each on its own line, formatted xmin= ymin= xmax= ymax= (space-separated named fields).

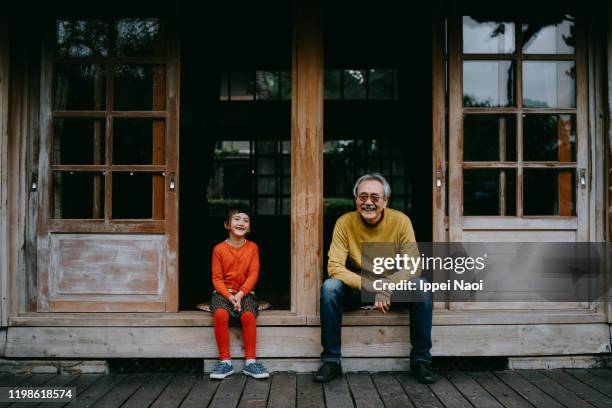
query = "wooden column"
xmin=0 ymin=14 xmax=9 ymax=326
xmin=292 ymin=0 xmax=323 ymax=317
xmin=607 ymin=3 xmax=612 ymax=244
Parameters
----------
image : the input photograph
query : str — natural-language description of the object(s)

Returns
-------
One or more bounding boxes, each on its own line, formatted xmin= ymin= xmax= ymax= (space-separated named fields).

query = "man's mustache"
xmin=361 ymin=204 xmax=377 ymax=211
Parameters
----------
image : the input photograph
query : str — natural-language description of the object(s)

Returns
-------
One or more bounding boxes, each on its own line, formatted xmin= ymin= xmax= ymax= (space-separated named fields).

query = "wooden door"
xmin=446 ymin=10 xmax=589 ymax=309
xmin=36 ymin=16 xmax=180 ymax=312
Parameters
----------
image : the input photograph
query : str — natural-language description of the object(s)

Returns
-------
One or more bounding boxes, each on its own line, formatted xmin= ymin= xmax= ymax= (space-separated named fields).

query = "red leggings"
xmin=213 ymin=309 xmax=257 ymax=360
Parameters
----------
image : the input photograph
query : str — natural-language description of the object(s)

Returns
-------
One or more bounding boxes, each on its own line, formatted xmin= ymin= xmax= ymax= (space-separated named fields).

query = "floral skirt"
xmin=210 ymin=292 xmax=259 ymax=318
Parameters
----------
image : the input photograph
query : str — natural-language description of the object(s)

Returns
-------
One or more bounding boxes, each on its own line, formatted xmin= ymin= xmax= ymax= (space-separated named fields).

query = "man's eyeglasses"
xmin=357 ymin=193 xmax=383 ymax=203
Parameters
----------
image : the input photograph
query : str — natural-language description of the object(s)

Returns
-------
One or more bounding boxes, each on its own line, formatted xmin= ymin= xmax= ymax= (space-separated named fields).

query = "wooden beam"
xmin=0 ymin=14 xmax=10 ymax=326
xmin=292 ymin=0 xmax=323 ymax=317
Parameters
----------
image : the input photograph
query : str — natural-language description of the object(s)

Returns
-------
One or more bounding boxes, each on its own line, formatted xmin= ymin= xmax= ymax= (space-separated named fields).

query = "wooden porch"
xmin=1 ymin=368 xmax=612 ymax=407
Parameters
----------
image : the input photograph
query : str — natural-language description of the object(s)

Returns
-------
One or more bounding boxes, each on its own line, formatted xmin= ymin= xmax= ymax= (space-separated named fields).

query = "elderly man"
xmin=314 ymin=173 xmax=434 ymax=383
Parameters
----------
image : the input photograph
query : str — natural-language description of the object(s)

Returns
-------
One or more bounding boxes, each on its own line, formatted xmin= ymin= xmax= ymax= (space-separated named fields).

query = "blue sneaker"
xmin=210 ymin=361 xmax=233 ymax=379
xmin=243 ymin=362 xmax=269 ymax=379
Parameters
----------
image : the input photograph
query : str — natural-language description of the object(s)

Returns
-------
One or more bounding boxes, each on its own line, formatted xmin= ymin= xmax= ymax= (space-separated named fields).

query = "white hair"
xmin=352 ymin=173 xmax=391 ymax=199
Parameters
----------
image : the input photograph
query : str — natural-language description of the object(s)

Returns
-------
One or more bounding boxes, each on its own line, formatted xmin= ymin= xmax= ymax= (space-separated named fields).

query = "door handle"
xmin=169 ymin=172 xmax=175 ymax=192
xmin=579 ymin=168 xmax=586 ymax=189
xmin=435 ymin=169 xmax=443 ymax=191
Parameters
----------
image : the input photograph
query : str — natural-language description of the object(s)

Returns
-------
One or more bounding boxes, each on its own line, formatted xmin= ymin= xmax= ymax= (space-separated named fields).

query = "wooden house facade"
xmin=0 ymin=0 xmax=611 ymax=368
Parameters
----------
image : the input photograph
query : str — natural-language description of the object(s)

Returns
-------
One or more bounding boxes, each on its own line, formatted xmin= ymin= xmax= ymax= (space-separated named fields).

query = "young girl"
xmin=209 ymin=209 xmax=269 ymax=379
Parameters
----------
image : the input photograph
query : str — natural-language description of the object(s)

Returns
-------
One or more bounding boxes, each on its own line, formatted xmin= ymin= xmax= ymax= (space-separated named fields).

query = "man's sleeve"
xmin=388 ymin=217 xmax=422 ymax=284
xmin=327 ymin=219 xmax=361 ymax=289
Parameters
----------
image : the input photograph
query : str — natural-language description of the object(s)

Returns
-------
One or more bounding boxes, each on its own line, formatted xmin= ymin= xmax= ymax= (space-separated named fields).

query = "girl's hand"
xmin=229 ymin=294 xmax=240 ymax=310
xmin=233 ymin=291 xmax=244 ymax=312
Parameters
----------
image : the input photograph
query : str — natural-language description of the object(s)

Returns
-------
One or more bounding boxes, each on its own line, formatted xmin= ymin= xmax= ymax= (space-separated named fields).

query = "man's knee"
xmin=321 ymin=278 xmax=344 ymax=302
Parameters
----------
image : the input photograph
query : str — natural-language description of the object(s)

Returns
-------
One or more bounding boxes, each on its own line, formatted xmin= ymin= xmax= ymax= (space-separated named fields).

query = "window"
xmin=460 ymin=13 xmax=578 ymax=216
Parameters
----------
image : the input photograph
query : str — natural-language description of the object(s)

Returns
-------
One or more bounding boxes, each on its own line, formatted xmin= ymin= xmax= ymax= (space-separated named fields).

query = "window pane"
xmin=257 ymin=198 xmax=276 ymax=215
xmin=463 ymin=61 xmax=515 ymax=107
xmin=369 ymin=69 xmax=393 ymax=99
xmin=230 ymin=71 xmax=254 ymax=101
xmin=324 ymin=70 xmax=341 ymax=99
xmin=463 ymin=169 xmax=516 ymax=216
xmin=114 ymin=64 xmax=166 ymax=111
xmin=523 ymin=114 xmax=576 ymax=162
xmin=115 ymin=18 xmax=164 ymax=57
xmin=523 ymin=61 xmax=575 ymax=108
xmin=53 ymin=118 xmax=106 ymax=165
xmin=113 ymin=119 xmax=165 ymax=165
xmin=280 ymin=71 xmax=291 ymax=100
xmin=464 ymin=115 xmax=516 ymax=161
xmin=257 ymin=157 xmax=276 ymax=175
xmin=56 ymin=20 xmax=108 ymax=57
xmin=255 ymin=71 xmax=279 ymax=100
xmin=524 ymin=169 xmax=575 ymax=215
xmin=257 ymin=177 xmax=276 ymax=195
xmin=52 ymin=172 xmax=105 ymax=219
xmin=220 ymin=71 xmax=229 ymax=101
xmin=522 ymin=15 xmax=575 ymax=54
xmin=112 ymin=172 xmax=164 ymax=219
xmin=343 ymin=69 xmax=367 ymax=99
xmin=53 ymin=64 xmax=106 ymax=110
xmin=463 ymin=16 xmax=515 ymax=54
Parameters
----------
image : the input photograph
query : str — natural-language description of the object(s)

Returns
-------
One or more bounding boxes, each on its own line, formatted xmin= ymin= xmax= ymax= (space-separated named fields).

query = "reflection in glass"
xmin=463 ymin=169 xmax=516 ymax=216
xmin=113 ymin=119 xmax=165 ymax=165
xmin=523 ymin=61 xmax=575 ymax=108
xmin=463 ymin=16 xmax=515 ymax=54
xmin=523 ymin=15 xmax=575 ymax=54
xmin=324 ymin=138 xmax=410 ymax=214
xmin=52 ymin=172 xmax=105 ymax=219
xmin=230 ymin=71 xmax=254 ymax=101
xmin=523 ymin=114 xmax=575 ymax=162
xmin=56 ymin=20 xmax=108 ymax=57
xmin=524 ymin=169 xmax=575 ymax=215
xmin=112 ymin=172 xmax=161 ymax=219
xmin=114 ymin=65 xmax=165 ymax=111
xmin=53 ymin=64 xmax=106 ymax=110
xmin=115 ymin=19 xmax=163 ymax=57
xmin=53 ymin=119 xmax=105 ymax=165
xmin=324 ymin=70 xmax=341 ymax=99
xmin=463 ymin=61 xmax=514 ymax=107
xmin=343 ymin=69 xmax=367 ymax=99
xmin=369 ymin=69 xmax=394 ymax=99
xmin=464 ymin=115 xmax=516 ymax=162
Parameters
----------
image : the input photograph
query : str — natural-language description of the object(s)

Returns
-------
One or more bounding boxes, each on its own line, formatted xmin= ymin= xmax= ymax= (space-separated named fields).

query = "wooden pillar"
xmin=607 ymin=3 xmax=612 ymax=243
xmin=292 ymin=0 xmax=323 ymax=317
xmin=0 ymin=14 xmax=9 ymax=326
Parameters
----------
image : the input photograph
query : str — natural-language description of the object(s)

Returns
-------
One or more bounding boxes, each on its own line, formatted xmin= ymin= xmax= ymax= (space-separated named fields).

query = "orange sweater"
xmin=211 ymin=240 xmax=260 ymax=300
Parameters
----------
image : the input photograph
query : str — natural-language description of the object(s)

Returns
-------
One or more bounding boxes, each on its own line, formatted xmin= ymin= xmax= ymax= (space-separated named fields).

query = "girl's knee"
xmin=240 ymin=311 xmax=256 ymax=323
xmin=214 ymin=308 xmax=230 ymax=322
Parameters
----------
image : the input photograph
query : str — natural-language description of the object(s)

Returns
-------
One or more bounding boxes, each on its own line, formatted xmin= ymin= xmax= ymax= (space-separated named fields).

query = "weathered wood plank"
xmin=565 ymin=370 xmax=612 ymax=399
xmin=322 ymin=375 xmax=353 ymax=408
xmin=179 ymin=375 xmax=219 ymax=408
xmin=516 ymin=370 xmax=593 ymax=408
xmin=587 ymin=369 xmax=612 ymax=383
xmin=267 ymin=372 xmax=296 ymax=408
xmin=37 ymin=374 xmax=103 ymax=408
xmin=91 ymin=373 xmax=149 ymax=408
xmin=371 ymin=373 xmax=414 ymax=408
xmin=1 ymin=374 xmax=56 ymax=408
xmin=446 ymin=372 xmax=504 ymax=408
xmin=149 ymin=374 xmax=198 ymax=408
xmin=396 ymin=373 xmax=444 ymax=408
xmin=541 ymin=370 xmax=612 ymax=408
xmin=296 ymin=374 xmax=323 ymax=408
xmin=13 ymin=374 xmax=78 ymax=408
xmin=121 ymin=373 xmax=172 ymax=408
xmin=346 ymin=372 xmax=384 ymax=408
xmin=428 ymin=375 xmax=473 ymax=408
xmin=494 ymin=371 xmax=564 ymax=408
xmin=470 ymin=371 xmax=534 ymax=408
xmin=237 ymin=377 xmax=270 ymax=408
xmin=64 ymin=375 xmax=126 ymax=408
xmin=208 ymin=375 xmax=246 ymax=408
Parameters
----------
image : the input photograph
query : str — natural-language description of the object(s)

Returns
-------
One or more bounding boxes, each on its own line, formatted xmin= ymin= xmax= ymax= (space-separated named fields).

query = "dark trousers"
xmin=320 ymin=277 xmax=433 ymax=364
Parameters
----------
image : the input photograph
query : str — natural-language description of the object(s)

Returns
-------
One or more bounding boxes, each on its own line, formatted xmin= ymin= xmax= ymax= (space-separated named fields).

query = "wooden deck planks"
xmin=268 ymin=373 xmax=297 ymax=408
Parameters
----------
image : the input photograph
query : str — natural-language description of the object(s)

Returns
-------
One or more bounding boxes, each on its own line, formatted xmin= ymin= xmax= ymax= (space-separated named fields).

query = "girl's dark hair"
xmin=224 ymin=208 xmax=252 ymax=225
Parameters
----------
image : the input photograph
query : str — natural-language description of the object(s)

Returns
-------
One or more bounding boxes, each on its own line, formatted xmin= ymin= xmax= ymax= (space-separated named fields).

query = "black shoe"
xmin=411 ymin=361 xmax=435 ymax=384
xmin=313 ymin=362 xmax=342 ymax=382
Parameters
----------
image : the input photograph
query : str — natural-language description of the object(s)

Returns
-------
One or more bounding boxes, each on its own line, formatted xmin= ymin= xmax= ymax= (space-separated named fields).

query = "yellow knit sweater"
xmin=327 ymin=208 xmax=421 ymax=289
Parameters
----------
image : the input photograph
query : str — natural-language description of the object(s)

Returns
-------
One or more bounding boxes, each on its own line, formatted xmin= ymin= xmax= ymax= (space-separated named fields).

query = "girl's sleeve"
xmin=212 ymin=247 xmax=232 ymax=300
xmin=239 ymin=244 xmax=260 ymax=294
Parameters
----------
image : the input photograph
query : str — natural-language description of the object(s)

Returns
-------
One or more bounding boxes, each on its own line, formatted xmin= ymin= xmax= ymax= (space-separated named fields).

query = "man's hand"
xmin=374 ymin=292 xmax=391 ymax=314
